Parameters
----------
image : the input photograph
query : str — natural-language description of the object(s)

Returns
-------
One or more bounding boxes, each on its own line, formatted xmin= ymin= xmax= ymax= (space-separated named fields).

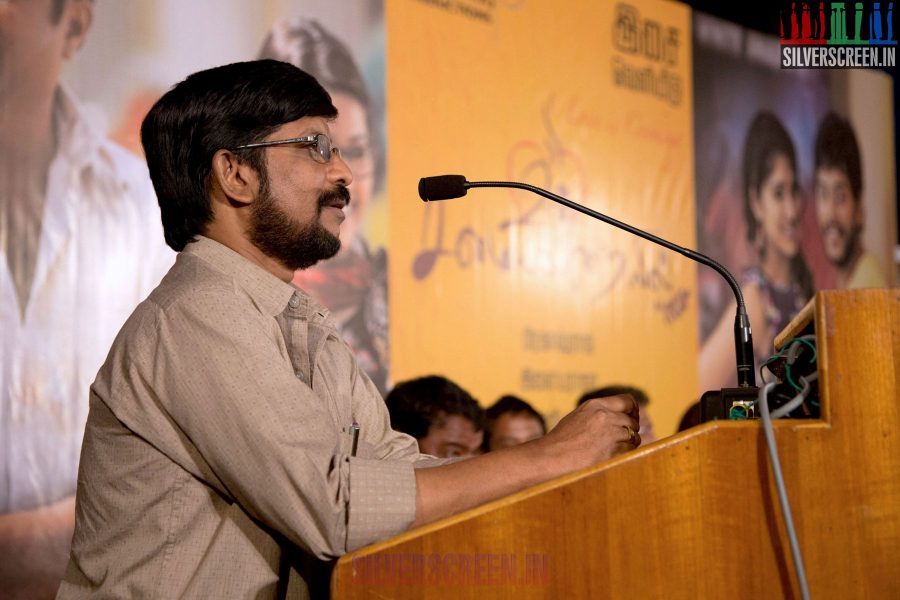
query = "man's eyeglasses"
xmin=232 ymin=133 xmax=341 ymax=164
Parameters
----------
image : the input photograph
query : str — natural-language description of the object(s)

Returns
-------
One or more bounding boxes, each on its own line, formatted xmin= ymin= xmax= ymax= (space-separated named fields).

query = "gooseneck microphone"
xmin=418 ymin=174 xmax=756 ymax=388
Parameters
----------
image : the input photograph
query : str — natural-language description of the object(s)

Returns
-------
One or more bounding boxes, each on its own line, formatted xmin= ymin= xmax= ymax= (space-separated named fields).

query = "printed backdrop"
xmin=387 ymin=0 xmax=698 ymax=432
xmin=0 ymin=0 xmax=896 ymax=597
xmin=693 ymin=12 xmax=897 ymax=392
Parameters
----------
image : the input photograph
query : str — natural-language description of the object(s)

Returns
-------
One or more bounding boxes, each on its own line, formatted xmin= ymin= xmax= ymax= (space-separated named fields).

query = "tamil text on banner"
xmin=387 ymin=0 xmax=698 ymax=434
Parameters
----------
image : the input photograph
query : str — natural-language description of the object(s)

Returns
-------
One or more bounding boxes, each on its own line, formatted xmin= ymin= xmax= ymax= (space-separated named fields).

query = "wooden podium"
xmin=331 ymin=289 xmax=899 ymax=599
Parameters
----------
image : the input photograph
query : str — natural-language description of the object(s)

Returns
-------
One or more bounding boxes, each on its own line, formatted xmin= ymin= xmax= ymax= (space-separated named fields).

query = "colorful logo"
xmin=780 ymin=2 xmax=896 ymax=67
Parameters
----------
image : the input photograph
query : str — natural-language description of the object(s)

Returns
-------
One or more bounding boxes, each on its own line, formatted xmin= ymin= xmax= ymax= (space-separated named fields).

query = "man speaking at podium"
xmin=57 ymin=60 xmax=640 ymax=599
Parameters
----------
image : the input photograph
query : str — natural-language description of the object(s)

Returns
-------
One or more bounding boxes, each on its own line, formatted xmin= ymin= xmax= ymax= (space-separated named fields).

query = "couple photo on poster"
xmin=693 ymin=12 xmax=895 ymax=391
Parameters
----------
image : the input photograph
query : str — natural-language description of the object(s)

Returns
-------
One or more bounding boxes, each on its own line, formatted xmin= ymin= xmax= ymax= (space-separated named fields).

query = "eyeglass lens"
xmin=312 ymin=134 xmax=343 ymax=163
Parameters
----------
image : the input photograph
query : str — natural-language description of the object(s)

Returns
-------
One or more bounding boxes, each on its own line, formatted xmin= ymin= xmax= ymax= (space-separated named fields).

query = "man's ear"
xmin=210 ymin=150 xmax=259 ymax=206
xmin=61 ymin=0 xmax=93 ymax=60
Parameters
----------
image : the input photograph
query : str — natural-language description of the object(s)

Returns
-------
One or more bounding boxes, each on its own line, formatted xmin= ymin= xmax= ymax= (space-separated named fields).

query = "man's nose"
xmin=329 ymin=152 xmax=353 ymax=187
xmin=817 ymin=191 xmax=835 ymax=217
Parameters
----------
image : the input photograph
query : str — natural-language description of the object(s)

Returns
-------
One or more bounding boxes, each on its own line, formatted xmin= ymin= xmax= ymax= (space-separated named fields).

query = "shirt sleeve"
xmin=108 ymin=287 xmax=416 ymax=560
xmin=345 ymin=457 xmax=416 ymax=550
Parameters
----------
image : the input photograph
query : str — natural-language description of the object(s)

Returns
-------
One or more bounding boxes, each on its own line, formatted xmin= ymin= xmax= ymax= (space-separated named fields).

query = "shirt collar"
xmin=52 ymin=85 xmax=135 ymax=193
xmin=183 ymin=236 xmax=297 ymax=316
xmin=53 ymin=85 xmax=99 ymax=171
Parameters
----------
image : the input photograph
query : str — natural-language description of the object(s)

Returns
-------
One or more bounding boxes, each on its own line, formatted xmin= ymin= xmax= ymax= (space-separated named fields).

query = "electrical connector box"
xmin=700 ymin=387 xmax=760 ymax=422
xmin=728 ymin=400 xmax=756 ymax=420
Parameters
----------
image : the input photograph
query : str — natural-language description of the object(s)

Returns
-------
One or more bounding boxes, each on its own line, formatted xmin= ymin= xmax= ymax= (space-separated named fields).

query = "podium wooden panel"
xmin=332 ymin=289 xmax=899 ymax=599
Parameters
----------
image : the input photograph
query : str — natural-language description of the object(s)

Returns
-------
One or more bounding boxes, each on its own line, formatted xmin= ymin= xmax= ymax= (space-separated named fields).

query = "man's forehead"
xmin=816 ymin=166 xmax=851 ymax=186
xmin=432 ymin=411 xmax=470 ymax=429
xmin=440 ymin=434 xmax=483 ymax=453
xmin=496 ymin=412 xmax=542 ymax=432
xmin=267 ymin=115 xmax=333 ymax=140
xmin=431 ymin=415 xmax=482 ymax=442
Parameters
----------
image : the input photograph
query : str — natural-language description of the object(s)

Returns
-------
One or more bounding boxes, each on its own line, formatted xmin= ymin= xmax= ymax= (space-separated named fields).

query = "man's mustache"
xmin=318 ymin=185 xmax=351 ymax=210
xmin=822 ymin=221 xmax=848 ymax=240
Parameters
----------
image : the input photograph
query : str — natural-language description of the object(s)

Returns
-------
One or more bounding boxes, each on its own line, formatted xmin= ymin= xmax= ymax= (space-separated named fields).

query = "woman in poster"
xmin=258 ymin=19 xmax=390 ymax=394
xmin=699 ymin=111 xmax=813 ymax=390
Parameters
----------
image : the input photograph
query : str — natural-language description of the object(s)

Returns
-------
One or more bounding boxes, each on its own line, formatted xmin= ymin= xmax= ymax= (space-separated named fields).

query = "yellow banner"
xmin=388 ymin=0 xmax=697 ymax=435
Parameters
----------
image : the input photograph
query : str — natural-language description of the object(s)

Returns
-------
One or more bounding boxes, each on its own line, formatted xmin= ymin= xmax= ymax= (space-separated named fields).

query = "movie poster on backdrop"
xmin=693 ymin=11 xmax=897 ymax=392
xmin=0 ymin=1 xmax=385 ymax=597
xmin=387 ymin=0 xmax=698 ymax=434
xmin=65 ymin=1 xmax=390 ymax=393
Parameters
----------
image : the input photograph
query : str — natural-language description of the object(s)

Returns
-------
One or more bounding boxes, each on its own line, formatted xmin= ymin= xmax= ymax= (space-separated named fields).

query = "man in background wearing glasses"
xmin=58 ymin=60 xmax=640 ymax=599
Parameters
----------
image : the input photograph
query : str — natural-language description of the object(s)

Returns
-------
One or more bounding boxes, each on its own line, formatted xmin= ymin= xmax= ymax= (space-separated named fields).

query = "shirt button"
xmin=289 ymin=294 xmax=300 ymax=308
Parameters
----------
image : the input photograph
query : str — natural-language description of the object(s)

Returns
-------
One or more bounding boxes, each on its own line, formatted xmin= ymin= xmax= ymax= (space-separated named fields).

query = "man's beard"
xmin=821 ymin=220 xmax=861 ymax=269
xmin=249 ymin=177 xmax=350 ymax=271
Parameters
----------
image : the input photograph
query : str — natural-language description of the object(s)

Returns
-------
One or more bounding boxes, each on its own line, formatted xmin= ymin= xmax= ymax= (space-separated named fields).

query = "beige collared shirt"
xmin=58 ymin=237 xmax=427 ymax=599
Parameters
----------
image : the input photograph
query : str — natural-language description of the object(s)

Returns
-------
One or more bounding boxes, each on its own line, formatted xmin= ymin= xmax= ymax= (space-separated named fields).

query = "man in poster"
xmin=813 ymin=111 xmax=887 ymax=289
xmin=0 ymin=1 xmax=172 ymax=597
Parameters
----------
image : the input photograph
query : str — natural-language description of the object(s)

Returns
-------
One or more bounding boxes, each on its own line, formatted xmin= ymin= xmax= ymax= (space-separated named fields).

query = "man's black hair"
xmin=140 ymin=59 xmax=337 ymax=251
xmin=385 ymin=375 xmax=485 ymax=440
xmin=814 ymin=111 xmax=862 ymax=203
xmin=481 ymin=395 xmax=546 ymax=452
xmin=485 ymin=395 xmax=546 ymax=433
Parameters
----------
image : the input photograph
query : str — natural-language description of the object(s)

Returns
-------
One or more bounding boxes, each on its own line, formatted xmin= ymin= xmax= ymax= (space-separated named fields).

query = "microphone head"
xmin=418 ymin=175 xmax=468 ymax=201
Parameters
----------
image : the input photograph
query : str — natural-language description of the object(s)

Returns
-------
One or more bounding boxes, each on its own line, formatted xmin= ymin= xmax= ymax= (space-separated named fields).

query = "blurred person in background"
xmin=677 ymin=400 xmax=703 ymax=432
xmin=813 ymin=111 xmax=887 ymax=289
xmin=482 ymin=395 xmax=546 ymax=452
xmin=699 ymin=111 xmax=813 ymax=390
xmin=385 ymin=375 xmax=485 ymax=458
